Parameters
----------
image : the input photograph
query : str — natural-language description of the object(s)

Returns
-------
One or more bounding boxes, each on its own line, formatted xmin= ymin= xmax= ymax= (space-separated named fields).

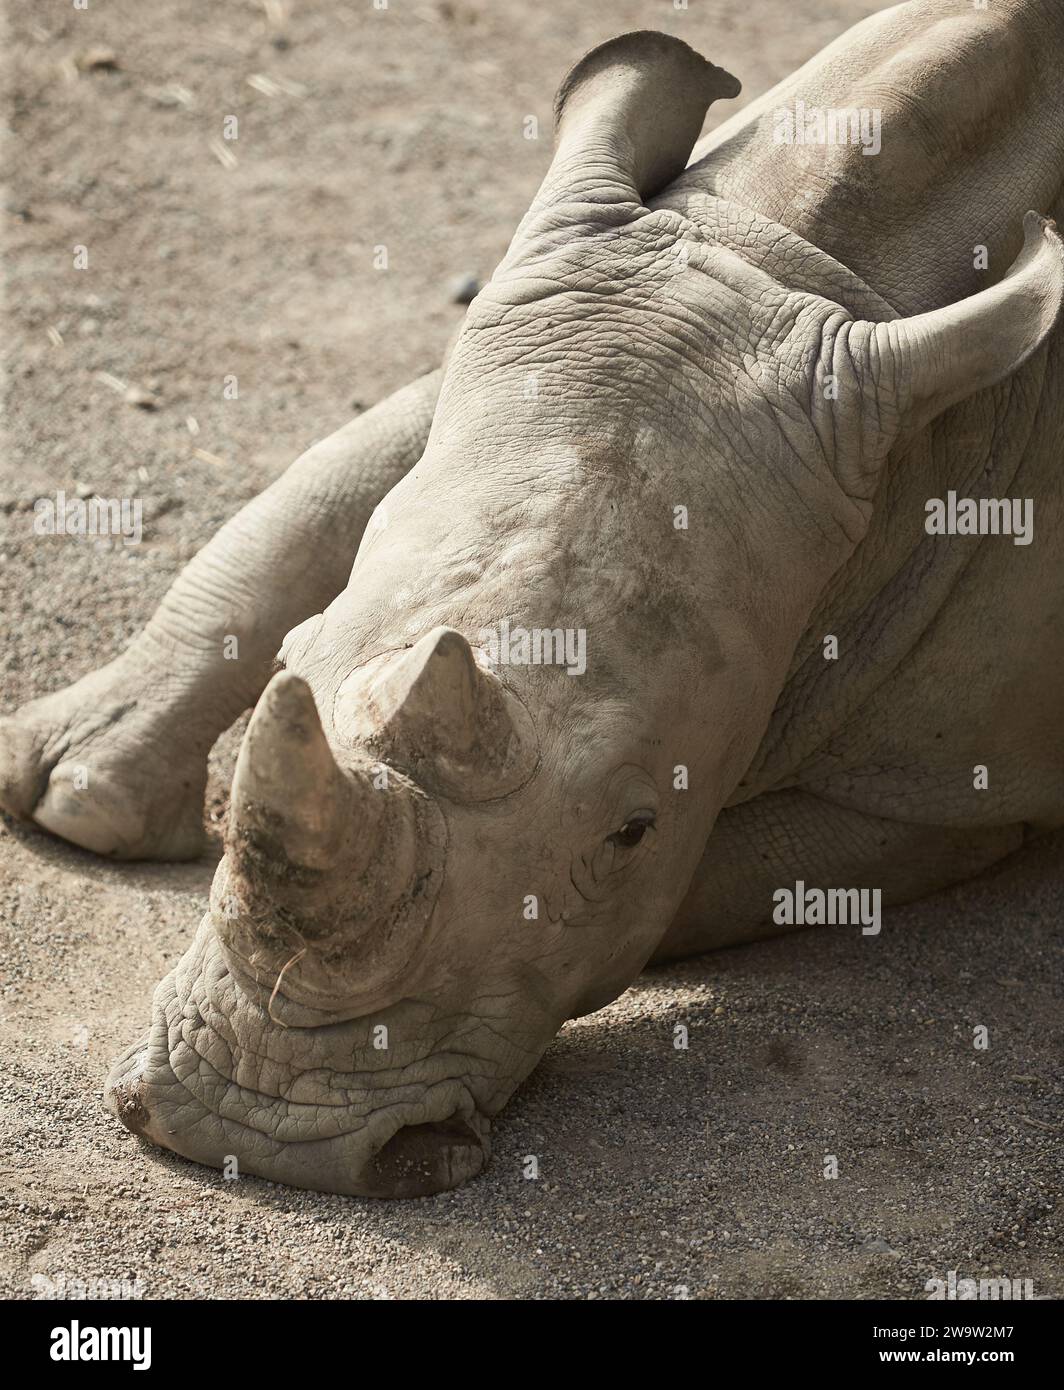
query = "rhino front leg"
xmin=653 ymin=791 xmax=1025 ymax=961
xmin=0 ymin=369 xmax=441 ymax=860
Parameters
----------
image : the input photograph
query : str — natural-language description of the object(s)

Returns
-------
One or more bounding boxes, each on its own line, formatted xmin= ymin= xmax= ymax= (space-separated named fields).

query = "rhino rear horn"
xmin=351 ymin=627 xmax=537 ymax=800
xmin=549 ymin=31 xmax=740 ymax=205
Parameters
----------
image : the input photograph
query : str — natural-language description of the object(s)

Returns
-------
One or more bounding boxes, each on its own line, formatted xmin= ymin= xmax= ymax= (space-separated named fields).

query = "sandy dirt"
xmin=2 ymin=0 xmax=1061 ymax=1300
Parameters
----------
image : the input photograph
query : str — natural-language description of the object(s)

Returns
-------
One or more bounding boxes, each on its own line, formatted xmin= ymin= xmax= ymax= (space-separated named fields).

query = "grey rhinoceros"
xmin=2 ymin=0 xmax=1063 ymax=1197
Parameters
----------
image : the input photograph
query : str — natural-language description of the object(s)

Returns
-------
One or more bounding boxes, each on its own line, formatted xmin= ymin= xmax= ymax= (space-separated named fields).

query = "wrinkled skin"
xmin=3 ymin=0 xmax=1064 ymax=1196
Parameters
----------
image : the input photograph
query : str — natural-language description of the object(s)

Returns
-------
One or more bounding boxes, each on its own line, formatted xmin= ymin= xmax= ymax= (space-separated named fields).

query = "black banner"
xmin=2 ymin=1296 xmax=1054 ymax=1373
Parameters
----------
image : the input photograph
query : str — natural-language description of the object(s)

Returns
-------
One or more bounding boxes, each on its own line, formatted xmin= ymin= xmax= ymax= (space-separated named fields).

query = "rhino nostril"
xmin=369 ymin=1113 xmax=488 ymax=1199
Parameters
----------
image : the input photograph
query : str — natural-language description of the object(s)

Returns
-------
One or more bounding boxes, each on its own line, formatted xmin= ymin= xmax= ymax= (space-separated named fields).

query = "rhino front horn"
xmin=227 ymin=669 xmax=360 ymax=873
xmin=339 ymin=627 xmax=538 ymax=801
xmin=219 ymin=669 xmax=447 ymax=1011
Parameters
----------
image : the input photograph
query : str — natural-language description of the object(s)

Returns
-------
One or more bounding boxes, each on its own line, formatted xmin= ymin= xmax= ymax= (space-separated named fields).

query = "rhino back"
xmin=682 ymin=0 xmax=1064 ymax=315
xmin=661 ymin=0 xmax=1064 ymax=827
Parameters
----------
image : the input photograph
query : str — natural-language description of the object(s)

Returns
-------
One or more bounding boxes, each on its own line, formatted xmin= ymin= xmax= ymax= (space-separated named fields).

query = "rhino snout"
xmin=105 ymin=1031 xmax=492 ymax=1199
xmin=103 ymin=922 xmax=500 ymax=1199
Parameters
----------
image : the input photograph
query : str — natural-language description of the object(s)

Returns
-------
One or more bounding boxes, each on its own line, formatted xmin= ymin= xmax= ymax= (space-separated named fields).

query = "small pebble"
xmin=447 ymin=272 xmax=481 ymax=305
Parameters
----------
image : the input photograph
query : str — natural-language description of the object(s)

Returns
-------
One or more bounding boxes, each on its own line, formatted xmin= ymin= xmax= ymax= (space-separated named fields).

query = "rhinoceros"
xmin=2 ymin=0 xmax=1063 ymax=1197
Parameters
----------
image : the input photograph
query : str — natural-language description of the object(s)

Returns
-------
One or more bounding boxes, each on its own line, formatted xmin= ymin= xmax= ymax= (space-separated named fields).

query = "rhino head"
xmin=106 ymin=32 xmax=1064 ymax=1196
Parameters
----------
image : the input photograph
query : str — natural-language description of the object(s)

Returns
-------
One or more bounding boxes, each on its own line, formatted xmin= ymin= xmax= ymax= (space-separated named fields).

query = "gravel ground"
xmin=2 ymin=0 xmax=1061 ymax=1301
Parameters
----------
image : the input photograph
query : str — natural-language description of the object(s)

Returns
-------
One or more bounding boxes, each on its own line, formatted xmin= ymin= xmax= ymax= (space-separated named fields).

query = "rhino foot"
xmin=0 ymin=655 xmax=208 ymax=860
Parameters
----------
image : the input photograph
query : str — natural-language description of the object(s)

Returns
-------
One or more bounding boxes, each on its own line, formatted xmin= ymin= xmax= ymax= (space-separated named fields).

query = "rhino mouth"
xmin=104 ymin=927 xmax=491 ymax=1199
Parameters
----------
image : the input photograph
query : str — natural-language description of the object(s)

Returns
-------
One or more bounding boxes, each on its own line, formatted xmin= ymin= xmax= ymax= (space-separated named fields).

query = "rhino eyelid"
xmin=606 ymin=811 xmax=657 ymax=849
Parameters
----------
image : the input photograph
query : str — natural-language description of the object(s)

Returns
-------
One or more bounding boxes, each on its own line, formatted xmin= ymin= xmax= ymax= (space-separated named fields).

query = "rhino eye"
xmin=607 ymin=814 xmax=655 ymax=850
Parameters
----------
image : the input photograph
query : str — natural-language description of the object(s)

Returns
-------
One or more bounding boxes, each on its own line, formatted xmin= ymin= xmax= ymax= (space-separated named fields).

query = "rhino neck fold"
xmin=653 ymin=188 xmax=901 ymax=325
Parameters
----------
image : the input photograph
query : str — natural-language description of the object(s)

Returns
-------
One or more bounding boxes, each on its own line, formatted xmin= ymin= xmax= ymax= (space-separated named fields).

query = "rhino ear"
xmin=345 ymin=628 xmax=537 ymax=801
xmin=866 ymin=213 xmax=1064 ymax=437
xmin=547 ymin=31 xmax=740 ymax=206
